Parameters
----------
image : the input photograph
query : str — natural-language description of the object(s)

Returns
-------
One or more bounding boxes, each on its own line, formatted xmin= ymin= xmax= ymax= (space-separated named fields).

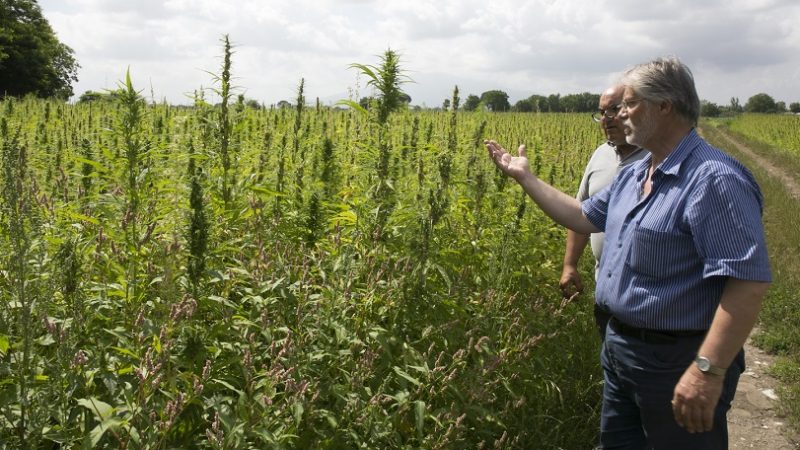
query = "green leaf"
xmin=65 ymin=210 xmax=100 ymax=225
xmin=89 ymin=417 xmax=123 ymax=448
xmin=110 ymin=346 xmax=139 ymax=360
xmin=72 ymin=156 xmax=107 ymax=172
xmin=249 ymin=185 xmax=285 ymax=198
xmin=335 ymin=99 xmax=369 ymax=116
xmin=77 ymin=397 xmax=115 ymax=421
xmin=292 ymin=401 xmax=304 ymax=424
xmin=393 ymin=366 xmax=421 ymax=386
xmin=415 ymin=400 xmax=426 ymax=440
xmin=152 ymin=335 xmax=162 ymax=354
xmin=329 ymin=210 xmax=357 ymax=227
xmin=0 ymin=335 xmax=9 ymax=356
xmin=213 ymin=378 xmax=243 ymax=395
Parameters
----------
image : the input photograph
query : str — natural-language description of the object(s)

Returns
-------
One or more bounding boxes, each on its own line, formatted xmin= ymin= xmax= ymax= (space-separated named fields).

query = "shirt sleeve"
xmin=582 ymin=184 xmax=611 ymax=232
xmin=687 ymin=172 xmax=771 ymax=282
xmin=576 ymin=164 xmax=591 ymax=201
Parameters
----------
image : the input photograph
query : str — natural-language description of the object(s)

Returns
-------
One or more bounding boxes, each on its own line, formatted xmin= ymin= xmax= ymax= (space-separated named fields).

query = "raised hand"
xmin=485 ymin=140 xmax=531 ymax=182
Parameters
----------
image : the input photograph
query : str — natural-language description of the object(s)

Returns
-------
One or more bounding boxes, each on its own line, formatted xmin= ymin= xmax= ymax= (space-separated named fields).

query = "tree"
xmin=463 ymin=94 xmax=481 ymax=111
xmin=776 ymin=101 xmax=787 ymax=113
xmin=480 ymin=90 xmax=510 ymax=112
xmin=442 ymin=98 xmax=451 ymax=110
xmin=528 ymin=95 xmax=548 ymax=112
xmin=700 ymin=100 xmax=721 ymax=117
xmin=729 ymin=97 xmax=743 ymax=113
xmin=513 ymin=98 xmax=534 ymax=112
xmin=546 ymin=94 xmax=561 ymax=112
xmin=560 ymin=92 xmax=599 ymax=113
xmin=790 ymin=102 xmax=800 ymax=114
xmin=0 ymin=0 xmax=80 ymax=99
xmin=745 ymin=93 xmax=777 ymax=113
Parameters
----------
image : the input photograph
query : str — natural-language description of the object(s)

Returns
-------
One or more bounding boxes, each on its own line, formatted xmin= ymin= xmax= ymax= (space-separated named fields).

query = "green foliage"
xmin=745 ymin=93 xmax=778 ymax=113
xmin=463 ymin=94 xmax=481 ymax=111
xmin=700 ymin=100 xmax=721 ymax=117
xmin=0 ymin=79 xmax=609 ymax=448
xmin=0 ymin=0 xmax=79 ymax=99
xmin=348 ymin=49 xmax=412 ymax=125
xmin=479 ymin=90 xmax=510 ymax=112
xmin=701 ymin=121 xmax=800 ymax=437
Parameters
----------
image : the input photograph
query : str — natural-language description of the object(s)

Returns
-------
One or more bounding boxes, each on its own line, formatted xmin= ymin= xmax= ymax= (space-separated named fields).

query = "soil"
xmin=699 ymin=126 xmax=799 ymax=449
xmin=728 ymin=332 xmax=796 ymax=449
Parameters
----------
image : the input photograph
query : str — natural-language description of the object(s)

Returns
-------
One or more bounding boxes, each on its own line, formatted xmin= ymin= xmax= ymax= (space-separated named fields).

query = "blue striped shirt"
xmin=582 ymin=129 xmax=771 ymax=331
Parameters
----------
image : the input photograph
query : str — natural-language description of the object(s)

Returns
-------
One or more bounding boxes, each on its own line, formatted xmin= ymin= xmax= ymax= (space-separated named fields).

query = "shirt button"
xmin=607 ymin=272 xmax=612 ymax=278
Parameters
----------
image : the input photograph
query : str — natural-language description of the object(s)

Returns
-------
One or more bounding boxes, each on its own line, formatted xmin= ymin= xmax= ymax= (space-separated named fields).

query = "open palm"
xmin=485 ymin=140 xmax=531 ymax=181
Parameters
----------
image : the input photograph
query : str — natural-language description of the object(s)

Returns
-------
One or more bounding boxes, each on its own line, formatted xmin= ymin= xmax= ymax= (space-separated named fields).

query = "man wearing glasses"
xmin=486 ymin=57 xmax=770 ymax=449
xmin=560 ymin=85 xmax=647 ymax=339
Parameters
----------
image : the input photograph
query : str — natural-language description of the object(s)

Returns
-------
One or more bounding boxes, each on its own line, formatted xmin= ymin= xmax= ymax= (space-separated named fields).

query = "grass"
xmin=701 ymin=119 xmax=800 ymax=438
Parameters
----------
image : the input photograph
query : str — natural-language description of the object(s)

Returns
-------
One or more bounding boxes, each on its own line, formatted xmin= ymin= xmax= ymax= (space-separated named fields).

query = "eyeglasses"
xmin=591 ymin=104 xmax=622 ymax=122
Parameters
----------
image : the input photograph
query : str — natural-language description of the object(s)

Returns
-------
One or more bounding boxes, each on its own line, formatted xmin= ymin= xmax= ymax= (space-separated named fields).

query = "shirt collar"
xmin=619 ymin=146 xmax=646 ymax=164
xmin=654 ymin=128 xmax=701 ymax=177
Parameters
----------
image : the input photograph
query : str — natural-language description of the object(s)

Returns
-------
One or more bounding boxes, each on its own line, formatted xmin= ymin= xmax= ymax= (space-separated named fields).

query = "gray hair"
xmin=621 ymin=57 xmax=700 ymax=126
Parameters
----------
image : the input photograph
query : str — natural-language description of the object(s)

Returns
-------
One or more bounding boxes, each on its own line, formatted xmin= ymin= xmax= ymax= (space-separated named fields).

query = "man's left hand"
xmin=671 ymin=364 xmax=725 ymax=433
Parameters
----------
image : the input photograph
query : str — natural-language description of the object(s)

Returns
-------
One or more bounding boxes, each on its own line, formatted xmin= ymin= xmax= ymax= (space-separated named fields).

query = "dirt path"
xmin=700 ymin=126 xmax=799 ymax=449
xmin=711 ymin=127 xmax=800 ymax=201
xmin=729 ymin=332 xmax=795 ymax=449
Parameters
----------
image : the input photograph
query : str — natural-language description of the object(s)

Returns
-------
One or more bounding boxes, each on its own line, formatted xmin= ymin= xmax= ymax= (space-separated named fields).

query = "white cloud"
xmin=39 ymin=0 xmax=800 ymax=106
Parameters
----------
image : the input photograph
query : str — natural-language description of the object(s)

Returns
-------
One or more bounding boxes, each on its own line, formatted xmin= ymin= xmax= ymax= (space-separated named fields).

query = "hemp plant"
xmin=115 ymin=69 xmax=149 ymax=310
xmin=207 ymin=34 xmax=235 ymax=207
xmin=345 ymin=49 xmax=412 ymax=240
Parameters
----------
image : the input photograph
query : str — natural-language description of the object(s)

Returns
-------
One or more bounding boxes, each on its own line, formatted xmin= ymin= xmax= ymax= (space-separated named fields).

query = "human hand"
xmin=671 ymin=364 xmax=725 ymax=433
xmin=485 ymin=140 xmax=531 ymax=182
xmin=559 ymin=265 xmax=584 ymax=299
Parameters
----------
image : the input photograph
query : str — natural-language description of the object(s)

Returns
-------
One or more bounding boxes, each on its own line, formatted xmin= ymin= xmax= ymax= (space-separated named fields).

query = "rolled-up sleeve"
xmin=582 ymin=184 xmax=611 ymax=232
xmin=687 ymin=172 xmax=771 ymax=282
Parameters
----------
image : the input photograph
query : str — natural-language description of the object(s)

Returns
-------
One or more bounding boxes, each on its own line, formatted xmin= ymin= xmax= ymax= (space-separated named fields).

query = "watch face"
xmin=697 ymin=358 xmax=710 ymax=371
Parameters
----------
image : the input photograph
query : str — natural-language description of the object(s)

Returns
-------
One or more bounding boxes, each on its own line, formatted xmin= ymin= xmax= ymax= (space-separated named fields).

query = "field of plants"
xmin=727 ymin=113 xmax=800 ymax=160
xmin=703 ymin=115 xmax=800 ymax=437
xmin=0 ymin=55 xmax=616 ymax=448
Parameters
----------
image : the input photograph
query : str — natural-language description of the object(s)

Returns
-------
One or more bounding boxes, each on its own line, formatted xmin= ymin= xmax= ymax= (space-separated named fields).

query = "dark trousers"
xmin=594 ymin=303 xmax=612 ymax=340
xmin=599 ymin=322 xmax=745 ymax=449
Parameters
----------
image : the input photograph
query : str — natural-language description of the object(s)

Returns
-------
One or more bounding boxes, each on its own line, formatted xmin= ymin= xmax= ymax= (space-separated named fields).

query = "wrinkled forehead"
xmin=599 ymin=90 xmax=623 ymax=108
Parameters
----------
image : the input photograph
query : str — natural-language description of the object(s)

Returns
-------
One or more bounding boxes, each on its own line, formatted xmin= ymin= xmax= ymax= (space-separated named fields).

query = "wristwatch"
xmin=695 ymin=356 xmax=727 ymax=376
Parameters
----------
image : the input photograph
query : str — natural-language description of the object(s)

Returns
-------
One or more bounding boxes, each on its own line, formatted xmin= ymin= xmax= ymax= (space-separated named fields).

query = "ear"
xmin=658 ymin=100 xmax=673 ymax=116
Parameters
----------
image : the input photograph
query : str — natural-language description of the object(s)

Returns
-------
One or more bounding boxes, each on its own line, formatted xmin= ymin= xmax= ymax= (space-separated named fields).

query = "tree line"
xmin=3 ymin=0 xmax=799 ymax=117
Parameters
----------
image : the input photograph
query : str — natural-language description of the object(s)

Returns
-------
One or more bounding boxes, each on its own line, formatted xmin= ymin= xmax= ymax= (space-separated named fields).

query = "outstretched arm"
xmin=485 ymin=140 xmax=599 ymax=234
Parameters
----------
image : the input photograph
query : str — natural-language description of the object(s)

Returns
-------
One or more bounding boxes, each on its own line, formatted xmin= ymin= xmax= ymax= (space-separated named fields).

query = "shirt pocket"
xmin=626 ymin=227 xmax=697 ymax=279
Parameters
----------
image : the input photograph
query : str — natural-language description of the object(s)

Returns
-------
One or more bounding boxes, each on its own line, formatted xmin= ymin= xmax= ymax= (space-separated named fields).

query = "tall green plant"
xmin=186 ymin=140 xmax=209 ymax=295
xmin=209 ymin=34 xmax=234 ymax=206
xmin=116 ymin=69 xmax=148 ymax=309
xmin=348 ymin=49 xmax=411 ymax=126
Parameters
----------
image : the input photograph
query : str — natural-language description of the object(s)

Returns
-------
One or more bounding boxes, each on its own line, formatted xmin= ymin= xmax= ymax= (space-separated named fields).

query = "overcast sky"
xmin=40 ymin=0 xmax=800 ymax=107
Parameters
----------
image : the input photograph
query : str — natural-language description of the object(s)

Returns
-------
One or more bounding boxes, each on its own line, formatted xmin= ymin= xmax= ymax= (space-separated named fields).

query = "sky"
xmin=39 ymin=0 xmax=800 ymax=108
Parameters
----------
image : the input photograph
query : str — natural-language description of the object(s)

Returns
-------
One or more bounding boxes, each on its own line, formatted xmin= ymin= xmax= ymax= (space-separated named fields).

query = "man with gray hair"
xmin=559 ymin=84 xmax=647 ymax=338
xmin=486 ymin=56 xmax=770 ymax=449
